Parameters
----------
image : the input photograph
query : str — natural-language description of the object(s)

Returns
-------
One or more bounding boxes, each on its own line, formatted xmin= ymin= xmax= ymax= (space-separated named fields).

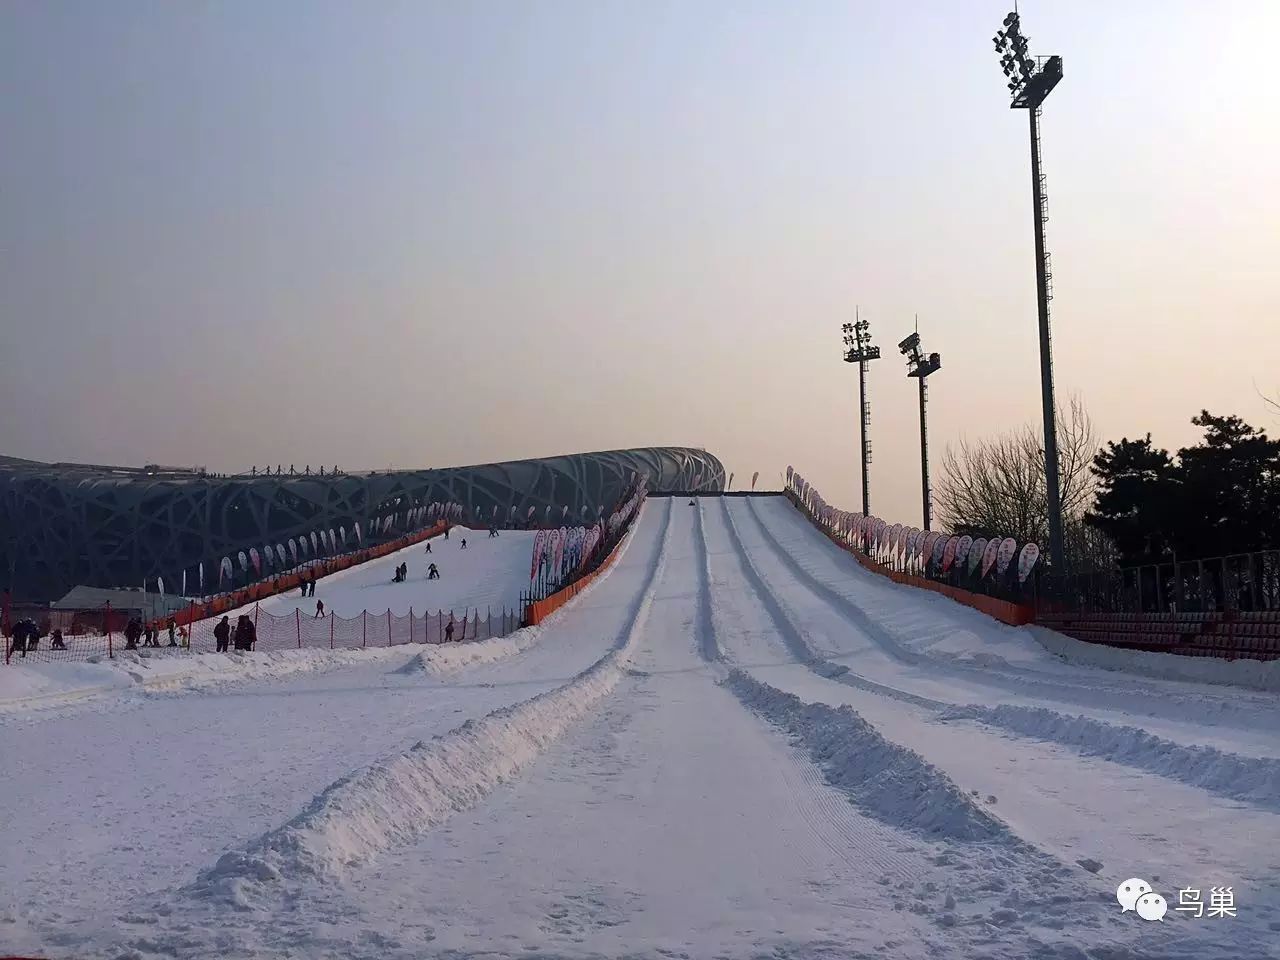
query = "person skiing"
xmin=213 ymin=615 xmax=231 ymax=652
xmin=50 ymin=628 xmax=66 ymax=650
xmin=460 ymin=538 xmax=467 ymax=550
xmin=427 ymin=563 xmax=440 ymax=580
xmin=315 ymin=599 xmax=325 ymax=618
xmin=167 ymin=617 xmax=178 ymax=647
xmin=124 ymin=616 xmax=143 ymax=650
xmin=444 ymin=617 xmax=454 ymax=642
xmin=488 ymin=527 xmax=498 ymax=538
xmin=424 ymin=541 xmax=432 ymax=554
xmin=443 ymin=528 xmax=449 ymax=541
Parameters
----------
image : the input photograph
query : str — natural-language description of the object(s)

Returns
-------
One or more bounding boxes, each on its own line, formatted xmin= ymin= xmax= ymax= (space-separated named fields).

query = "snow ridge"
xmin=192 ymin=499 xmax=675 ymax=902
xmin=724 ymin=669 xmax=1005 ymax=842
xmin=945 ymin=703 xmax=1280 ymax=811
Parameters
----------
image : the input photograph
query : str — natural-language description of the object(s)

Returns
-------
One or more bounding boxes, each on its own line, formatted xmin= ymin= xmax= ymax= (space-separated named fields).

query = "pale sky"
xmin=2 ymin=1 xmax=1277 ymax=525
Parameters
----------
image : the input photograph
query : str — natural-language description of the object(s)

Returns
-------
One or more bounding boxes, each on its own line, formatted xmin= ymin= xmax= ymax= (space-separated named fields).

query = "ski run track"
xmin=3 ymin=497 xmax=1278 ymax=960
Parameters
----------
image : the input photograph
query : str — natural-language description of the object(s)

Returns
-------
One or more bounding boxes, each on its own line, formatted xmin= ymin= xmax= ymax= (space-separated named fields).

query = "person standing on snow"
xmin=314 ymin=599 xmax=325 ymax=618
xmin=214 ymin=615 xmax=231 ymax=652
xmin=424 ymin=541 xmax=432 ymax=554
xmin=427 ymin=563 xmax=440 ymax=580
xmin=460 ymin=538 xmax=467 ymax=550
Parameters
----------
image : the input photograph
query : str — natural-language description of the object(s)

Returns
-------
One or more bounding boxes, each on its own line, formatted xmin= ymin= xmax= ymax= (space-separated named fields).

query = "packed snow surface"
xmin=3 ymin=497 xmax=1277 ymax=959
xmin=239 ymin=524 xmax=535 ymax=618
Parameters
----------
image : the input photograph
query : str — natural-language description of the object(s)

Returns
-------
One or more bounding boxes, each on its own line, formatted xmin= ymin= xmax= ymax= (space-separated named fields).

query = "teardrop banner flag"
xmin=968 ymin=538 xmax=988 ymax=574
xmin=931 ymin=535 xmax=947 ymax=569
xmin=199 ymin=561 xmax=205 ymax=594
xmin=249 ymin=548 xmax=261 ymax=574
xmin=981 ymin=538 xmax=1001 ymax=578
xmin=752 ymin=471 xmax=759 ymax=490
xmin=238 ymin=550 xmax=248 ymax=572
xmin=1017 ymin=542 xmax=1041 ymax=583
xmin=996 ymin=537 xmax=1019 ymax=576
xmin=728 ymin=472 xmax=734 ymax=491
xmin=921 ymin=532 xmax=941 ymax=568
xmin=955 ymin=535 xmax=974 ymax=567
xmin=941 ymin=536 xmax=958 ymax=573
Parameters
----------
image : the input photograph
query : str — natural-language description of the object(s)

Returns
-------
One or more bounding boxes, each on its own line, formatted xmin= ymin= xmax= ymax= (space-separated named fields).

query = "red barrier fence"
xmin=5 ymin=601 xmax=522 ymax=663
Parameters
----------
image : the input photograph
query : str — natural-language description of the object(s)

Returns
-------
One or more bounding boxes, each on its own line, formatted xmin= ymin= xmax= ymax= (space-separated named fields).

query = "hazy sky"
xmin=3 ymin=1 xmax=1278 ymax=525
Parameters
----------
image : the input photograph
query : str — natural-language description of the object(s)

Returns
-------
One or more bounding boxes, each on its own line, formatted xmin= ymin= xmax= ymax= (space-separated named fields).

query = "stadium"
xmin=0 ymin=447 xmax=725 ymax=601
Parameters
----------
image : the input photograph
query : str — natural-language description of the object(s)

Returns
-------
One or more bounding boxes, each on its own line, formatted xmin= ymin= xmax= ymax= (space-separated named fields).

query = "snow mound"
xmin=0 ymin=647 xmax=416 ymax=715
xmin=946 ymin=703 xmax=1280 ymax=811
xmin=391 ymin=625 xmax=544 ymax=677
xmin=192 ymin=500 xmax=674 ymax=901
xmin=725 ymin=669 xmax=1004 ymax=842
xmin=1029 ymin=625 xmax=1280 ymax=693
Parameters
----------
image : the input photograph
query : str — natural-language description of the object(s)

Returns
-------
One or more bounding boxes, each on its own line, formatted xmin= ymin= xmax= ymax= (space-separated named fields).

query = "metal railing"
xmin=1037 ymin=550 xmax=1280 ymax=616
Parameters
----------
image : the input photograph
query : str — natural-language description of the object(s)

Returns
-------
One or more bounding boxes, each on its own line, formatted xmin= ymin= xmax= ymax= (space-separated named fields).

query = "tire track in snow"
xmin=187 ymin=498 xmax=677 ymax=901
xmin=699 ymin=499 xmax=946 ymax=884
xmin=737 ymin=498 xmax=1280 ymax=810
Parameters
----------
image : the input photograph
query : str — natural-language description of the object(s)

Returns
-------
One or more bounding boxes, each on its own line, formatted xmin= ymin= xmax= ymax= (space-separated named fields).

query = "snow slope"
xmin=4 ymin=496 xmax=1276 ymax=959
xmin=239 ymin=525 xmax=535 ymax=618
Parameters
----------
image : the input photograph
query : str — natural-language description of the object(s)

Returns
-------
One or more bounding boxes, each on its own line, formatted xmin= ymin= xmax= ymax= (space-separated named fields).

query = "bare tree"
xmin=937 ymin=394 xmax=1114 ymax=567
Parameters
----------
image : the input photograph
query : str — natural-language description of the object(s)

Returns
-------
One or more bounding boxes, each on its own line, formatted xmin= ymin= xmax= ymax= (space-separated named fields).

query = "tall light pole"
xmin=993 ymin=9 xmax=1066 ymax=571
xmin=898 ymin=328 xmax=941 ymax=531
xmin=842 ymin=308 xmax=880 ymax=517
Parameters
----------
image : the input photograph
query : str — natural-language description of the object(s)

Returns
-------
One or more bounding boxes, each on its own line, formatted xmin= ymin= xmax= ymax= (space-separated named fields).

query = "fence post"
xmin=330 ymin=611 xmax=335 ymax=649
xmin=106 ymin=601 xmax=114 ymax=659
xmin=409 ymin=607 xmax=414 ymax=644
xmin=254 ymin=601 xmax=259 ymax=629
xmin=296 ymin=608 xmax=301 ymax=649
xmin=387 ymin=609 xmax=391 ymax=647
xmin=362 ymin=610 xmax=367 ymax=648
xmin=437 ymin=609 xmax=442 ymax=644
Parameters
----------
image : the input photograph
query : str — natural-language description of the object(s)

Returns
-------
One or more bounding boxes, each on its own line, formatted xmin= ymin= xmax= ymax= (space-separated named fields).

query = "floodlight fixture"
xmin=991 ymin=8 xmax=1067 ymax=571
xmin=840 ymin=307 xmax=880 ymax=518
xmin=900 ymin=321 xmax=941 ymax=530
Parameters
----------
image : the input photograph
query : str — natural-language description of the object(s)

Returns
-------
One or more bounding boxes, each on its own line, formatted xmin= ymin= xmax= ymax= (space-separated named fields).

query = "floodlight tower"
xmin=841 ymin=307 xmax=880 ymax=517
xmin=898 ymin=328 xmax=941 ymax=530
xmin=993 ymin=9 xmax=1066 ymax=571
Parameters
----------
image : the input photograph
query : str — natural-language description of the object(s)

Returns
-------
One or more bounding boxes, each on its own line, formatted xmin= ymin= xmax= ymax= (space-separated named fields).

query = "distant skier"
xmin=488 ymin=527 xmax=498 ymax=538
xmin=299 ymin=578 xmax=309 ymax=598
xmin=427 ymin=563 xmax=440 ymax=580
xmin=214 ymin=615 xmax=231 ymax=652
xmin=444 ymin=618 xmax=455 ymax=642
xmin=167 ymin=617 xmax=178 ymax=647
xmin=443 ymin=528 xmax=449 ymax=541
xmin=315 ymin=599 xmax=325 ymax=618
xmin=51 ymin=628 xmax=66 ymax=650
xmin=424 ymin=541 xmax=432 ymax=554
xmin=460 ymin=538 xmax=467 ymax=550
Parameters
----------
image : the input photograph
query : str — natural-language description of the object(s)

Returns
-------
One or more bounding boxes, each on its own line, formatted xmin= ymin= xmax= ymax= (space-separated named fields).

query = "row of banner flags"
xmin=142 ymin=501 xmax=470 ymax=601
xmin=786 ymin=467 xmax=1041 ymax=585
xmin=530 ymin=473 xmax=649 ymax=589
xmin=724 ymin=471 xmax=762 ymax=492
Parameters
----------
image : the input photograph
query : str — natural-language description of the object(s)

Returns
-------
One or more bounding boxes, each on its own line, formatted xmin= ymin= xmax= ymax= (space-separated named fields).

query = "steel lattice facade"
xmin=0 ymin=447 xmax=725 ymax=601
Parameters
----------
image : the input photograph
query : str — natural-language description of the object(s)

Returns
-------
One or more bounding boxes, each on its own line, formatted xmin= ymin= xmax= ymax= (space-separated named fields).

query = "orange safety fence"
xmin=4 ymin=601 xmax=523 ymax=663
xmin=524 ymin=521 xmax=632 ymax=626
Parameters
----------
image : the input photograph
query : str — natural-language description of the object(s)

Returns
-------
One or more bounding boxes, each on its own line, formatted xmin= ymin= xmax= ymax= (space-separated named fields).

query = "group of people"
xmin=6 ymin=618 xmax=65 ymax=656
xmin=123 ymin=616 xmax=180 ymax=650
xmin=298 ymin=575 xmax=319 ymax=597
xmin=392 ymin=562 xmax=409 ymax=582
xmin=212 ymin=614 xmax=257 ymax=652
